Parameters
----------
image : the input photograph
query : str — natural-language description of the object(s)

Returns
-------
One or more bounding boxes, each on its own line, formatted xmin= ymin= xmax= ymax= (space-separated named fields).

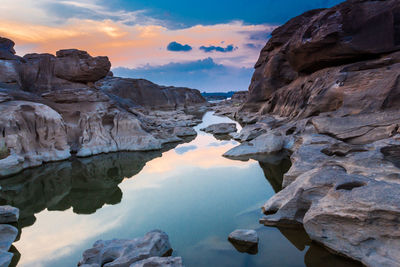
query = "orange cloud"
xmin=0 ymin=17 xmax=274 ymax=68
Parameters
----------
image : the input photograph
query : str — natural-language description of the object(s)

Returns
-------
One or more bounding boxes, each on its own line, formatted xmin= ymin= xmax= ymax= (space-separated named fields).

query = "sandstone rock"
xmin=244 ymin=0 xmax=400 ymax=118
xmin=304 ymin=177 xmax=400 ymax=267
xmin=228 ymin=229 xmax=258 ymax=254
xmin=223 ymin=132 xmax=284 ymax=158
xmin=95 ymin=77 xmax=205 ymax=109
xmin=231 ymin=91 xmax=248 ymax=102
xmin=54 ymin=49 xmax=110 ymax=83
xmin=173 ymin=127 xmax=197 ymax=137
xmin=200 ymin=123 xmax=237 ymax=135
xmin=260 ymin=150 xmax=400 ymax=266
xmin=0 ymin=224 xmax=18 ymax=251
xmin=0 ymin=101 xmax=71 ymax=177
xmin=312 ymin=112 xmax=400 ymax=144
xmin=0 ymin=206 xmax=19 ymax=224
xmin=20 ymin=49 xmax=111 ymax=93
xmin=230 ymin=123 xmax=267 ymax=142
xmin=78 ymin=230 xmax=173 ymax=267
xmin=130 ymin=257 xmax=183 ymax=267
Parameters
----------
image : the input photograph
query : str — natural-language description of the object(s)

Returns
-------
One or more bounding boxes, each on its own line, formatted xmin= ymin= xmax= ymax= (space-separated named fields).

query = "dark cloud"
xmin=167 ymin=41 xmax=192 ymax=52
xmin=112 ymin=58 xmax=253 ymax=92
xmin=199 ymin=44 xmax=236 ymax=53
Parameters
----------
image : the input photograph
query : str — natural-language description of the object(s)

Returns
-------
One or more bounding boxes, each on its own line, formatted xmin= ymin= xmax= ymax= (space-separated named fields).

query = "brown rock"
xmin=95 ymin=77 xmax=205 ymax=109
xmin=245 ymin=0 xmax=400 ymax=117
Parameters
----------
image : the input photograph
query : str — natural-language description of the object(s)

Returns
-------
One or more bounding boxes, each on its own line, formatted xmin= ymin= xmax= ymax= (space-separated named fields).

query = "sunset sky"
xmin=0 ymin=0 xmax=343 ymax=91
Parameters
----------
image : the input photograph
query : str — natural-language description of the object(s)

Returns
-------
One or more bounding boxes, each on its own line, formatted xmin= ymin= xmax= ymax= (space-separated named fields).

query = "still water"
xmin=0 ymin=112 xmax=360 ymax=267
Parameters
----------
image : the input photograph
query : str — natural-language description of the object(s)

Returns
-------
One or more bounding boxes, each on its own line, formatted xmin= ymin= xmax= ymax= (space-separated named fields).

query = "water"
xmin=0 ymin=112 xmax=360 ymax=267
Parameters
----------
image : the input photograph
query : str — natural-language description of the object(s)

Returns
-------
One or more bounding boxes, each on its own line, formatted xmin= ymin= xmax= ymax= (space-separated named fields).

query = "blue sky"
xmin=0 ymin=0 xmax=344 ymax=92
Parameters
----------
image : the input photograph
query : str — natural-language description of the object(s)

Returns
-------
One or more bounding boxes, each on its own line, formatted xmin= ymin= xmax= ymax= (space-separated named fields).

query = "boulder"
xmin=0 ymin=206 xmax=19 ymax=224
xmin=228 ymin=229 xmax=259 ymax=254
xmin=244 ymin=0 xmax=400 ymax=118
xmin=54 ymin=49 xmax=111 ymax=83
xmin=200 ymin=123 xmax=237 ymax=135
xmin=0 ymin=37 xmax=18 ymax=60
xmin=0 ymin=224 xmax=18 ymax=251
xmin=78 ymin=230 xmax=173 ymax=267
xmin=95 ymin=77 xmax=205 ymax=109
xmin=223 ymin=132 xmax=284 ymax=158
xmin=20 ymin=49 xmax=111 ymax=93
xmin=230 ymin=123 xmax=267 ymax=142
xmin=0 ymin=101 xmax=71 ymax=177
xmin=130 ymin=257 xmax=183 ymax=267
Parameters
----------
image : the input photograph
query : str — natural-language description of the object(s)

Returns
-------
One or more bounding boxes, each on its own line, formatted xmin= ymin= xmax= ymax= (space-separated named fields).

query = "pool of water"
xmin=0 ymin=112 xmax=360 ymax=267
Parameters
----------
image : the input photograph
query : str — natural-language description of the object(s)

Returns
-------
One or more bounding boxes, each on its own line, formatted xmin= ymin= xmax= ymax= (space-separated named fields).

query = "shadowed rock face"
xmin=96 ymin=77 xmax=206 ymax=109
xmin=245 ymin=0 xmax=400 ymax=117
xmin=229 ymin=1 xmax=400 ymax=265
xmin=20 ymin=49 xmax=111 ymax=93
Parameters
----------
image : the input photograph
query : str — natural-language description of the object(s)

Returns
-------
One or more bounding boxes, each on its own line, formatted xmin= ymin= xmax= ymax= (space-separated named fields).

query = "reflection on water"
xmin=0 ymin=112 xmax=360 ymax=267
xmin=0 ymin=142 xmax=187 ymax=229
xmin=257 ymin=152 xmax=292 ymax=193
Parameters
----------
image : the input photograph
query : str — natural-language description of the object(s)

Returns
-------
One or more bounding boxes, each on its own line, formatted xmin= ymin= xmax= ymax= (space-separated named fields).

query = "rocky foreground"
xmin=0 ymin=38 xmax=206 ymax=177
xmin=221 ymin=0 xmax=400 ymax=266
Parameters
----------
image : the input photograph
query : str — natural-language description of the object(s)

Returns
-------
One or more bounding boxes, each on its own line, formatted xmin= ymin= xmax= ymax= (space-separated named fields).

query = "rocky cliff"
xmin=230 ymin=0 xmax=400 ymax=266
xmin=0 ymin=38 xmax=206 ymax=177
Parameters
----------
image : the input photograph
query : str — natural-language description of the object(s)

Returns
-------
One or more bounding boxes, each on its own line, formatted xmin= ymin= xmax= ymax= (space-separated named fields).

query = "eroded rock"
xmin=228 ymin=229 xmax=259 ymax=254
xmin=78 ymin=230 xmax=173 ymax=267
xmin=200 ymin=123 xmax=237 ymax=135
xmin=223 ymin=132 xmax=284 ymax=158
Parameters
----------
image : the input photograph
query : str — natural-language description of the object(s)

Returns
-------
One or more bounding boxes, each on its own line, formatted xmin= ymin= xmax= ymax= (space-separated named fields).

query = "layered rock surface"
xmin=229 ymin=0 xmax=400 ymax=266
xmin=78 ymin=230 xmax=182 ymax=267
xmin=0 ymin=37 xmax=206 ymax=177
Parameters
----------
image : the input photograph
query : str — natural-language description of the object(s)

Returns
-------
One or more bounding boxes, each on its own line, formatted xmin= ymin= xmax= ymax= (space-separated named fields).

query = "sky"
xmin=0 ymin=0 xmax=344 ymax=92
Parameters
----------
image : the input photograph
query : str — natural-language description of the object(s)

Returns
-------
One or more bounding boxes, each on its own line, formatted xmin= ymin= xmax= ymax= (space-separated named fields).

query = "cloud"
xmin=0 ymin=17 xmax=274 ymax=68
xmin=199 ymin=44 xmax=236 ymax=53
xmin=113 ymin=57 xmax=254 ymax=92
xmin=244 ymin=43 xmax=263 ymax=50
xmin=167 ymin=41 xmax=192 ymax=52
xmin=174 ymin=145 xmax=197 ymax=154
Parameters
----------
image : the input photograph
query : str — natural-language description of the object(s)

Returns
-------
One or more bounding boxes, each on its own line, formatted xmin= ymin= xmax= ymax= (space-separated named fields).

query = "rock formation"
xmin=226 ymin=0 xmax=400 ymax=266
xmin=78 ymin=230 xmax=182 ymax=267
xmin=227 ymin=229 xmax=259 ymax=254
xmin=0 ymin=37 xmax=206 ymax=177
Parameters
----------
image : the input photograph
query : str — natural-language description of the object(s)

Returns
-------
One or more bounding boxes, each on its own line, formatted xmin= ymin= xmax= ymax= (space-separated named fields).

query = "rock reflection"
xmin=257 ymin=152 xmax=291 ymax=193
xmin=277 ymin=227 xmax=362 ymax=267
xmin=0 ymin=142 xmax=186 ymax=230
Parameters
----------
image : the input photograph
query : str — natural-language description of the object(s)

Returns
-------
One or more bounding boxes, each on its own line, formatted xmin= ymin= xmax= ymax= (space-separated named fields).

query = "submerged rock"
xmin=228 ymin=229 xmax=259 ymax=254
xmin=78 ymin=230 xmax=173 ymax=267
